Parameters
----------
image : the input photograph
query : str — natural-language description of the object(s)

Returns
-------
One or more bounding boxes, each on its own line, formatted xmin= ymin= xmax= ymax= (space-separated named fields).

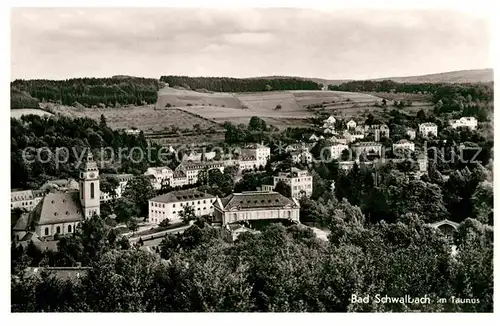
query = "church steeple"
xmin=79 ymin=150 xmax=100 ymax=218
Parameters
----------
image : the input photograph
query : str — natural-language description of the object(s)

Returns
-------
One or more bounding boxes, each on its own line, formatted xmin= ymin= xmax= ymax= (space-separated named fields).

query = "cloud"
xmin=11 ymin=8 xmax=491 ymax=80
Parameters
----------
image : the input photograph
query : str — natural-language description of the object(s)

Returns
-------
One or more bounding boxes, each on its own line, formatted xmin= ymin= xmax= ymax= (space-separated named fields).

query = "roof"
xmin=395 ymin=139 xmax=413 ymax=144
xmin=24 ymin=266 xmax=92 ymax=280
xmin=11 ymin=190 xmax=40 ymax=202
xmin=146 ymin=166 xmax=173 ymax=174
xmin=34 ymin=191 xmax=84 ymax=225
xmin=352 ymin=141 xmax=382 ymax=147
xmin=150 ymin=189 xmax=216 ymax=204
xmin=216 ymin=191 xmax=298 ymax=210
xmin=178 ymin=161 xmax=225 ymax=170
xmin=102 ymin=173 xmax=134 ymax=182
xmin=13 ymin=213 xmax=30 ymax=231
xmin=173 ymin=170 xmax=186 ymax=178
xmin=420 ymin=122 xmax=437 ymax=127
xmin=277 ymin=168 xmax=311 ymax=178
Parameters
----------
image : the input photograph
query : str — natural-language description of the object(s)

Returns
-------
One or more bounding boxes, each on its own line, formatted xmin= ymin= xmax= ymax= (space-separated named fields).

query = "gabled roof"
xmin=13 ymin=213 xmax=30 ymax=231
xmin=150 ymin=189 xmax=216 ymax=204
xmin=217 ymin=191 xmax=298 ymax=210
xmin=34 ymin=191 xmax=84 ymax=226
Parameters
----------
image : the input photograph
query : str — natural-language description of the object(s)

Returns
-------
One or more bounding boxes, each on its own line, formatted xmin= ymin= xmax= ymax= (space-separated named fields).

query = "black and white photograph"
xmin=6 ymin=1 xmax=496 ymax=316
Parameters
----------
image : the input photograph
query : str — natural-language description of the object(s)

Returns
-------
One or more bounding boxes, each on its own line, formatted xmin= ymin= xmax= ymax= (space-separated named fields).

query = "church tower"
xmin=79 ymin=151 xmax=100 ymax=218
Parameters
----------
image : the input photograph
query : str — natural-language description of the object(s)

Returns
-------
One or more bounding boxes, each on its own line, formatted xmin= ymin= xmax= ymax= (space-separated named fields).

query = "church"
xmin=13 ymin=152 xmax=101 ymax=243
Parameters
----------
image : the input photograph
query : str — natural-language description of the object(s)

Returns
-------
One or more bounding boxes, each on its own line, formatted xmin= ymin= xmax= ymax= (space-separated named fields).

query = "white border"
xmin=2 ymin=0 xmax=498 ymax=324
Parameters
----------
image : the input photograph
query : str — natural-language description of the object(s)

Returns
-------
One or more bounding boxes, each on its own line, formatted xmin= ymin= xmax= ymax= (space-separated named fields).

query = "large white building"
xmin=392 ymin=139 xmax=415 ymax=152
xmin=329 ymin=143 xmax=350 ymax=160
xmin=11 ymin=189 xmax=44 ymax=211
xmin=148 ymin=189 xmax=216 ymax=224
xmin=352 ymin=142 xmax=383 ymax=158
xmin=176 ymin=161 xmax=225 ymax=184
xmin=241 ymin=143 xmax=271 ymax=168
xmin=266 ymin=168 xmax=313 ymax=199
xmin=212 ymin=191 xmax=300 ymax=225
xmin=144 ymin=166 xmax=174 ymax=190
xmin=419 ymin=122 xmax=438 ymax=137
xmin=449 ymin=117 xmax=478 ymax=130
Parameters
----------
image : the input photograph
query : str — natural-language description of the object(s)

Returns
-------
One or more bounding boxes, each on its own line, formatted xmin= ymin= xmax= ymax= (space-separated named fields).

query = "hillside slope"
xmin=371 ymin=68 xmax=493 ymax=84
xmin=254 ymin=69 xmax=493 ymax=86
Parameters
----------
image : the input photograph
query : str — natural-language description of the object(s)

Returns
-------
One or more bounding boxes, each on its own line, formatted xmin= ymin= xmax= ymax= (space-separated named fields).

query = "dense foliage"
xmin=10 ymin=114 xmax=165 ymax=189
xmin=11 ymin=77 xmax=162 ymax=108
xmin=11 ymin=209 xmax=493 ymax=312
xmin=160 ymin=75 xmax=322 ymax=92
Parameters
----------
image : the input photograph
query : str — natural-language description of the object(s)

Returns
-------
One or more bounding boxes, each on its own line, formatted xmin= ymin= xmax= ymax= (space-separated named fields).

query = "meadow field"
xmin=11 ymin=108 xmax=53 ymax=119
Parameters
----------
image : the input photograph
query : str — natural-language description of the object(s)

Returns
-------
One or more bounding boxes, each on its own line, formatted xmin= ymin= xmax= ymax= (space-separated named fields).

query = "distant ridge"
xmin=252 ymin=68 xmax=493 ymax=86
xmin=370 ymin=68 xmax=493 ymax=84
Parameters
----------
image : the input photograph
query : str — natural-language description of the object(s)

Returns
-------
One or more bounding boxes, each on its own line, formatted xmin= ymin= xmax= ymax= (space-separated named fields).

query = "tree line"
xmin=160 ymin=75 xmax=322 ymax=92
xmin=11 ymin=210 xmax=493 ymax=312
xmin=11 ymin=77 xmax=163 ymax=108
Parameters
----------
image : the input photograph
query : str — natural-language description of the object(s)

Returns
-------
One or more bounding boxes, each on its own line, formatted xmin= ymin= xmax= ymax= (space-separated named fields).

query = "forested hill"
xmin=159 ymin=75 xmax=322 ymax=92
xmin=10 ymin=77 xmax=163 ymax=109
xmin=329 ymin=80 xmax=494 ymax=100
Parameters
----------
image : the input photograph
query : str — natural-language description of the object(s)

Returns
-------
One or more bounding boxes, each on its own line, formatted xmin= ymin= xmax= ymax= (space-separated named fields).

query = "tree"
xmin=114 ymin=198 xmax=140 ymax=224
xmin=248 ymin=116 xmax=267 ymax=131
xmin=274 ymin=180 xmax=292 ymax=198
xmin=127 ymin=219 xmax=139 ymax=235
xmin=100 ymin=176 xmax=120 ymax=201
xmin=274 ymin=104 xmax=282 ymax=111
xmin=159 ymin=219 xmax=171 ymax=228
xmin=265 ymin=84 xmax=272 ymax=91
xmin=178 ymin=205 xmax=196 ymax=224
xmin=122 ymin=176 xmax=155 ymax=216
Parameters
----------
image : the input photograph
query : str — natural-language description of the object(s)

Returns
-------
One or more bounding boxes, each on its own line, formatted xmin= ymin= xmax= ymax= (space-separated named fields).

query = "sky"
xmin=10 ymin=6 xmax=493 ymax=80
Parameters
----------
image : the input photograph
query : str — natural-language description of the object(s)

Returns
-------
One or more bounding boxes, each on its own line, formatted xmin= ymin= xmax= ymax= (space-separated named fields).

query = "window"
xmin=288 ymin=211 xmax=292 ymax=218
xmin=44 ymin=227 xmax=49 ymax=236
xmin=173 ymin=204 xmax=176 ymax=208
xmin=173 ymin=211 xmax=176 ymax=214
xmin=68 ymin=225 xmax=72 ymax=233
xmin=203 ymin=200 xmax=206 ymax=204
xmin=90 ymin=182 xmax=95 ymax=199
xmin=198 ymin=201 xmax=200 ymax=204
xmin=56 ymin=226 xmax=61 ymax=234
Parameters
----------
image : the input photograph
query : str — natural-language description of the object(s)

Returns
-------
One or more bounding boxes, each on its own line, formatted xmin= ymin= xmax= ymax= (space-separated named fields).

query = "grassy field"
xmin=157 ymin=87 xmax=387 ymax=128
xmin=11 ymin=108 xmax=53 ymax=119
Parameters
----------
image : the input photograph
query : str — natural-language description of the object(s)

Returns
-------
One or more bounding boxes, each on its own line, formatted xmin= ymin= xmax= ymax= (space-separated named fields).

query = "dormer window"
xmin=54 ymin=212 xmax=58 ymax=216
xmin=51 ymin=200 xmax=55 ymax=204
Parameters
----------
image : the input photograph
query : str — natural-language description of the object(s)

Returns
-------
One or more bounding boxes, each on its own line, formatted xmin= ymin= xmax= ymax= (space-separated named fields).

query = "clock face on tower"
xmin=89 ymin=172 xmax=96 ymax=179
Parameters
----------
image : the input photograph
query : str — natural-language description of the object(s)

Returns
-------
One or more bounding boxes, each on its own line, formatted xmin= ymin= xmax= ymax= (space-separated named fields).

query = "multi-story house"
xmin=148 ymin=189 xmax=216 ymax=224
xmin=212 ymin=191 xmax=300 ymax=225
xmin=371 ymin=124 xmax=390 ymax=141
xmin=449 ymin=117 xmax=478 ymax=130
xmin=329 ymin=143 xmax=349 ymax=160
xmin=241 ymin=143 xmax=270 ymax=168
xmin=144 ymin=166 xmax=174 ymax=190
xmin=344 ymin=131 xmax=365 ymax=144
xmin=265 ymin=168 xmax=313 ymax=199
xmin=238 ymin=156 xmax=259 ymax=171
xmin=352 ymin=141 xmax=383 ymax=158
xmin=346 ymin=119 xmax=357 ymax=130
xmin=392 ymin=139 xmax=415 ymax=152
xmin=11 ymin=190 xmax=44 ymax=211
xmin=176 ymin=161 xmax=225 ymax=184
xmin=419 ymin=122 xmax=438 ymax=137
